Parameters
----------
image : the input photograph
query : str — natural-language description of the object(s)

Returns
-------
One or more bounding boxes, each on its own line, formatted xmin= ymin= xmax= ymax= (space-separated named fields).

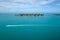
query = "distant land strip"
xmin=15 ymin=14 xmax=60 ymax=16
xmin=15 ymin=14 xmax=44 ymax=16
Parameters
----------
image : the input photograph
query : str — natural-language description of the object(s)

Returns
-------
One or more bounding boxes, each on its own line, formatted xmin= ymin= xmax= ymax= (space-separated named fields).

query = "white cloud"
xmin=0 ymin=2 xmax=24 ymax=6
xmin=12 ymin=0 xmax=35 ymax=4
xmin=38 ymin=0 xmax=54 ymax=5
xmin=0 ymin=2 xmax=33 ymax=8
xmin=12 ymin=0 xmax=54 ymax=5
xmin=0 ymin=0 xmax=55 ymax=8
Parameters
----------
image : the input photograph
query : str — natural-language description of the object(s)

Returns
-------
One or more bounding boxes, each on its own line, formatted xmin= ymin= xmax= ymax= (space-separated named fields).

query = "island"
xmin=53 ymin=14 xmax=60 ymax=16
xmin=15 ymin=14 xmax=44 ymax=16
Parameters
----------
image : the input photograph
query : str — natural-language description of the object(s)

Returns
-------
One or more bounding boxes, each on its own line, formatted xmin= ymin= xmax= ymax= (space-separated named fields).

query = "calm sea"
xmin=0 ymin=14 xmax=60 ymax=40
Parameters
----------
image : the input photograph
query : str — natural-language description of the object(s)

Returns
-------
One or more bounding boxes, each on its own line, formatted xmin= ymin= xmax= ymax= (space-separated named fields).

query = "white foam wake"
xmin=6 ymin=24 xmax=59 ymax=27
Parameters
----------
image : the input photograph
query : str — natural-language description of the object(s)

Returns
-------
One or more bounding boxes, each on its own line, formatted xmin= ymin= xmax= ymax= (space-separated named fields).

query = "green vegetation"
xmin=15 ymin=14 xmax=44 ymax=16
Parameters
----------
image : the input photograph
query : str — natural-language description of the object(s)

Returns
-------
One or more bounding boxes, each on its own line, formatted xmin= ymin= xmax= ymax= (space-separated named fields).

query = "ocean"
xmin=0 ymin=14 xmax=60 ymax=40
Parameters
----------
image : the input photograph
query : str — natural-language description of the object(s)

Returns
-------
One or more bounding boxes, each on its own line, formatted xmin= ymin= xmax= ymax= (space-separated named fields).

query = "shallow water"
xmin=0 ymin=14 xmax=60 ymax=40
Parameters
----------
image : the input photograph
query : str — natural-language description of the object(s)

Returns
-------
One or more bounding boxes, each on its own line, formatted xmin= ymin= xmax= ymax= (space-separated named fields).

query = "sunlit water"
xmin=0 ymin=14 xmax=60 ymax=40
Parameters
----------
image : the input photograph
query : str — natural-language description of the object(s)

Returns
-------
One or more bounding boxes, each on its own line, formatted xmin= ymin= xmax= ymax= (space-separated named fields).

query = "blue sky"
xmin=0 ymin=0 xmax=60 ymax=13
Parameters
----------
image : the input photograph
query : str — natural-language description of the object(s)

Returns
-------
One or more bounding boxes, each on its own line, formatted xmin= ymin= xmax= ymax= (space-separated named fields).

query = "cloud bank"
xmin=0 ymin=0 xmax=55 ymax=8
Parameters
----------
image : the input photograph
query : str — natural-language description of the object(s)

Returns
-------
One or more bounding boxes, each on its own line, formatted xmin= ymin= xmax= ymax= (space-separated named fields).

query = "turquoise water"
xmin=0 ymin=14 xmax=60 ymax=40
